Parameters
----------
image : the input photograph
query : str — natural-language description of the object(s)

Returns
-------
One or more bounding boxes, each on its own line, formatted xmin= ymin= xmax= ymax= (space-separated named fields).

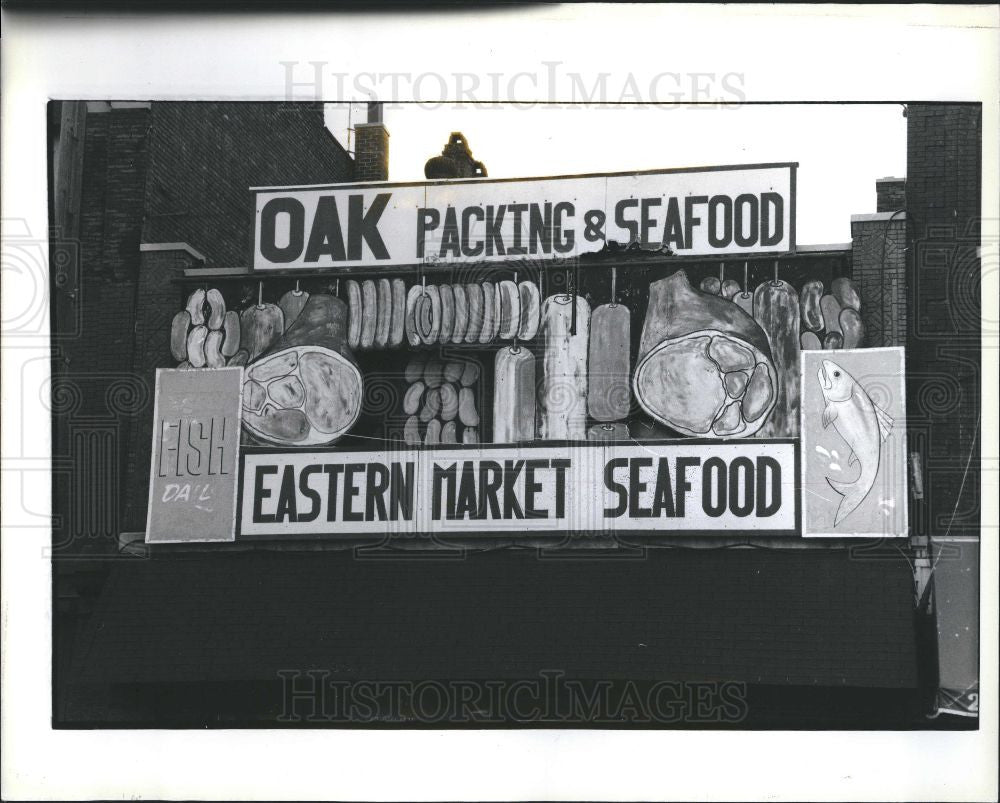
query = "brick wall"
xmin=905 ymin=103 xmax=981 ymax=539
xmin=121 ymin=248 xmax=202 ymax=530
xmin=143 ymin=102 xmax=355 ymax=266
xmin=53 ymin=102 xmax=357 ymax=549
xmin=876 ymin=178 xmax=906 ymax=213
xmin=353 ymin=121 xmax=389 ymax=181
xmin=52 ymin=106 xmax=152 ymax=555
xmin=850 ymin=213 xmax=907 ymax=347
xmin=71 ymin=107 xmax=150 ymax=384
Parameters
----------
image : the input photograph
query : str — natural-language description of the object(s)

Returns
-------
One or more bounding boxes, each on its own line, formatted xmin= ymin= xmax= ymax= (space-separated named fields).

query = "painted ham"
xmin=632 ymin=270 xmax=777 ymax=438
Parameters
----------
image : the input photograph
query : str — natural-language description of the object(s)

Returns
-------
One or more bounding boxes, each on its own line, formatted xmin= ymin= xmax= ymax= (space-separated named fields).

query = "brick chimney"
xmin=876 ymin=176 xmax=906 ymax=212
xmin=354 ymin=101 xmax=389 ymax=181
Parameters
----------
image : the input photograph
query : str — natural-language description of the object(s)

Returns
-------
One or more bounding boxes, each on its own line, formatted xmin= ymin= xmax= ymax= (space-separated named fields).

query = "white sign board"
xmin=800 ymin=347 xmax=907 ymax=537
xmin=146 ymin=367 xmax=244 ymax=543
xmin=239 ymin=440 xmax=799 ymax=539
xmin=252 ymin=164 xmax=796 ymax=270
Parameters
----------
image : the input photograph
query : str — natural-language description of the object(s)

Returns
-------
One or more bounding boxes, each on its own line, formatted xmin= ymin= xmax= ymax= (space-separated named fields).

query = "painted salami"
xmin=464 ymin=283 xmax=484 ymax=344
xmin=185 ymin=288 xmax=206 ymax=326
xmin=416 ymin=285 xmax=441 ymax=345
xmin=820 ymin=294 xmax=843 ymax=335
xmin=800 ymin=280 xmax=825 ymax=332
xmin=374 ymin=278 xmax=392 ymax=348
xmin=451 ymin=284 xmax=469 ymax=344
xmin=479 ymin=281 xmax=497 ymax=343
xmin=823 ymin=331 xmax=844 ymax=350
xmin=539 ymin=294 xmax=590 ymax=440
xmin=438 ymin=284 xmax=455 ymax=343
xmin=404 ymin=355 xmax=426 ymax=384
xmin=832 ymin=277 xmax=862 ymax=311
xmin=587 ymin=301 xmax=631 ymax=422
xmin=441 ymin=421 xmax=458 ymax=444
xmin=493 ymin=345 xmax=536 ymax=443
xmin=458 ymin=387 xmax=479 ymax=427
xmin=220 ymin=310 xmax=240 ymax=357
xmin=800 ymin=331 xmax=822 ymax=351
xmin=346 ymin=280 xmax=362 ymax=349
xmin=517 ymin=280 xmax=541 ymax=341
xmin=240 ymin=301 xmax=284 ymax=362
xmin=359 ymin=279 xmax=377 ymax=349
xmin=403 ymin=415 xmax=421 ymax=445
xmin=389 ymin=279 xmax=406 ymax=347
xmin=278 ymin=287 xmax=310 ymax=331
xmin=424 ymin=418 xmax=442 ymax=445
xmin=497 ymin=280 xmax=521 ymax=340
xmin=186 ymin=324 xmax=208 ymax=368
xmin=227 ymin=349 xmax=249 ymax=367
xmin=734 ymin=291 xmax=754 ymax=317
xmin=721 ymin=279 xmax=741 ymax=300
xmin=839 ymin=307 xmax=865 ymax=348
xmin=404 ymin=284 xmax=423 ymax=347
xmin=170 ymin=310 xmax=191 ymax=362
xmin=204 ymin=330 xmax=225 ymax=368
xmin=419 ymin=388 xmax=441 ymax=423
xmin=403 ymin=382 xmax=425 ymax=416
xmin=460 ymin=361 xmax=480 ymax=387
xmin=206 ymin=288 xmax=226 ymax=330
xmin=753 ymin=278 xmax=801 ymax=437
xmin=700 ymin=276 xmax=721 ymax=295
xmin=439 ymin=382 xmax=459 ymax=421
xmin=423 ymin=359 xmax=444 ymax=389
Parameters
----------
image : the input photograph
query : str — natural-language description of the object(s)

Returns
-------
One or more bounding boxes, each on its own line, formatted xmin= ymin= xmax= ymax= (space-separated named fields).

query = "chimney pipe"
xmin=354 ymin=101 xmax=389 ymax=181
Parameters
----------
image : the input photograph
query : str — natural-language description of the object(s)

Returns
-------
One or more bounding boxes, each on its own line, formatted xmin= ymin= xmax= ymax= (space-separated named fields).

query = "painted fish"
xmin=818 ymin=359 xmax=894 ymax=526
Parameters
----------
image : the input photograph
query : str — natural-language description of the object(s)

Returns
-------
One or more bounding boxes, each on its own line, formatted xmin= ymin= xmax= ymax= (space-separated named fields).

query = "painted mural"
xmin=166 ymin=263 xmax=874 ymax=451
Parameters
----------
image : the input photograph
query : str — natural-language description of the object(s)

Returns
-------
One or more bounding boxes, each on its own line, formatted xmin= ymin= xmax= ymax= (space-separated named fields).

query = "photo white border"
xmin=2 ymin=5 xmax=998 ymax=801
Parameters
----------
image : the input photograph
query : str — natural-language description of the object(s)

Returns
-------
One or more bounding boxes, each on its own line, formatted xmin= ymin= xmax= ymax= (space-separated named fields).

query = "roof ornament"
xmin=424 ymin=132 xmax=487 ymax=179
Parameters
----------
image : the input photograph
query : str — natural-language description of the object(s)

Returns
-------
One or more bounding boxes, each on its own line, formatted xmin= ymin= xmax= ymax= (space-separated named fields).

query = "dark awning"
xmin=72 ymin=548 xmax=918 ymax=687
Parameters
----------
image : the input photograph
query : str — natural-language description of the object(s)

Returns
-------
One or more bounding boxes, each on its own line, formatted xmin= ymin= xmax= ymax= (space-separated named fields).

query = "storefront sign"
xmin=239 ymin=440 xmax=798 ymax=538
xmin=252 ymin=164 xmax=796 ymax=270
xmin=146 ymin=367 xmax=243 ymax=543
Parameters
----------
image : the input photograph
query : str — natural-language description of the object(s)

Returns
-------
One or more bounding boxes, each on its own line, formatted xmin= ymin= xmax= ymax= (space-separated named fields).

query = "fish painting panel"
xmin=800 ymin=347 xmax=908 ymax=537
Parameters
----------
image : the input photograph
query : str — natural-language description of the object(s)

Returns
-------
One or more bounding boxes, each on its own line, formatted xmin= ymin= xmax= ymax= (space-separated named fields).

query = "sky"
xmin=326 ymin=102 xmax=906 ymax=247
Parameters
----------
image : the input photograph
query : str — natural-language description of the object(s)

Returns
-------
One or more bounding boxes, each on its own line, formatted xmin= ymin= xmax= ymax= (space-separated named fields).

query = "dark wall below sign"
xmin=59 ymin=548 xmax=919 ymax=726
